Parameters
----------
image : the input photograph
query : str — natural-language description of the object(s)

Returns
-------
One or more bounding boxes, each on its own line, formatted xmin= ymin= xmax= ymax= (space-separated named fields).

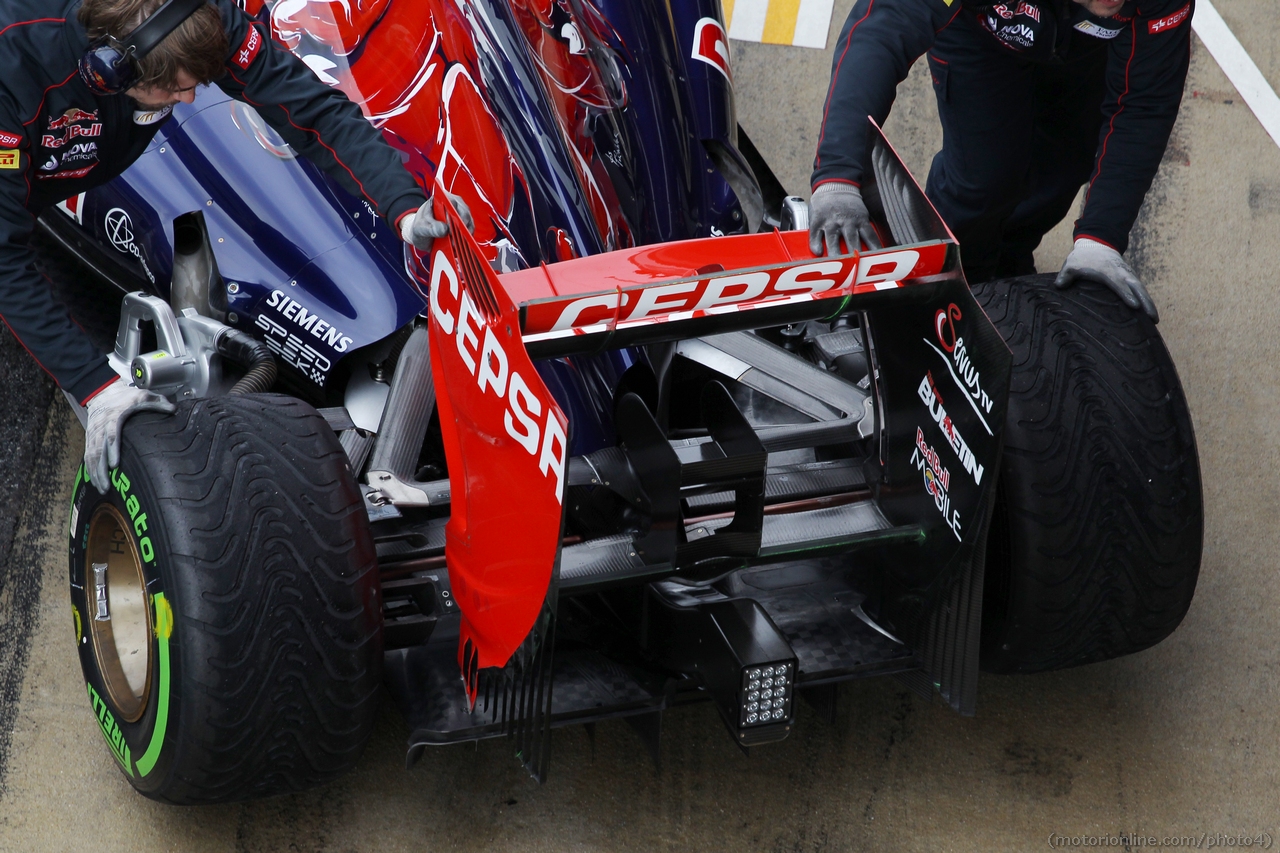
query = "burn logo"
xmin=917 ymin=371 xmax=985 ymax=486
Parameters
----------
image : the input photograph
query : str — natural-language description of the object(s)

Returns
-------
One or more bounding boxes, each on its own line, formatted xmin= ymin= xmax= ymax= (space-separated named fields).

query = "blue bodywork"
xmin=63 ymin=0 xmax=747 ymax=455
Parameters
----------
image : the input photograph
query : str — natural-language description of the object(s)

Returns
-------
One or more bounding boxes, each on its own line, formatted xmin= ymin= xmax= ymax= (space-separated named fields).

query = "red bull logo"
xmin=48 ymin=108 xmax=98 ymax=131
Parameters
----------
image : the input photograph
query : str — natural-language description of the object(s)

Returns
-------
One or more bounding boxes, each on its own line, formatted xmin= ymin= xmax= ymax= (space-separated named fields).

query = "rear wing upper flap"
xmin=506 ymin=232 xmax=959 ymax=357
xmin=498 ymin=124 xmax=960 ymax=358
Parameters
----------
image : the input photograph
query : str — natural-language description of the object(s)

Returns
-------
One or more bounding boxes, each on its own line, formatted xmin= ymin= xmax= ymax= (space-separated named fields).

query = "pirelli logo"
xmin=1148 ymin=3 xmax=1190 ymax=34
xmin=0 ymin=150 xmax=20 ymax=169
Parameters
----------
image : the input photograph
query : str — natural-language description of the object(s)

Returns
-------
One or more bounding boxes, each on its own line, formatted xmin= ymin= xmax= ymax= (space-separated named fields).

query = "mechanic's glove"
xmin=808 ymin=182 xmax=882 ymax=256
xmin=400 ymin=195 xmax=475 ymax=250
xmin=83 ymin=379 xmax=175 ymax=494
xmin=1055 ymin=237 xmax=1158 ymax=323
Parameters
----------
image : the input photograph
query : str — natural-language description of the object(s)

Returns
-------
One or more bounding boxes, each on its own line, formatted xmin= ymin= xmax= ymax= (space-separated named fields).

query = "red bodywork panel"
xmin=426 ymin=195 xmax=569 ymax=700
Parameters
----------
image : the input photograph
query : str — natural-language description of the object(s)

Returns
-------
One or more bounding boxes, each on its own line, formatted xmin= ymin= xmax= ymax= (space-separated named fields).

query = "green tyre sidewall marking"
xmin=68 ymin=447 xmax=180 ymax=796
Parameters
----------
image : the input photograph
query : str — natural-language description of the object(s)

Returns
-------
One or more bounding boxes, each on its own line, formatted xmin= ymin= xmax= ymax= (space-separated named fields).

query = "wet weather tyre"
xmin=971 ymin=275 xmax=1202 ymax=673
xmin=67 ymin=394 xmax=381 ymax=804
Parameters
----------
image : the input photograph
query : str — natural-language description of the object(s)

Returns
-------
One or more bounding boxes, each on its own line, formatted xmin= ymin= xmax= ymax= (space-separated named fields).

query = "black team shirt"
xmin=0 ymin=0 xmax=426 ymax=403
xmin=812 ymin=0 xmax=1193 ymax=253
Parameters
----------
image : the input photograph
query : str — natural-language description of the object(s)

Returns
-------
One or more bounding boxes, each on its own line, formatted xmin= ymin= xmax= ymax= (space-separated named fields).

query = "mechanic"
xmin=0 ymin=0 xmax=469 ymax=494
xmin=809 ymin=0 xmax=1193 ymax=321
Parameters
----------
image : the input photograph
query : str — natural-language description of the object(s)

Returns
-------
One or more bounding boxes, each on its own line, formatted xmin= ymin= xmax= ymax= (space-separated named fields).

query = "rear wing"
xmin=505 ymin=233 xmax=957 ymax=357
xmin=500 ymin=120 xmax=960 ymax=357
xmin=421 ymin=123 xmax=968 ymax=776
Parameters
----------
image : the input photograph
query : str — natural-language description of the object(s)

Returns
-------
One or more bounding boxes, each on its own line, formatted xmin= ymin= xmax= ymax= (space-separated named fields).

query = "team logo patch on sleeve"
xmin=0 ymin=130 xmax=21 ymax=147
xmin=1075 ymin=19 xmax=1123 ymax=39
xmin=233 ymin=25 xmax=263 ymax=70
xmin=0 ymin=150 xmax=20 ymax=169
xmin=1148 ymin=3 xmax=1191 ymax=33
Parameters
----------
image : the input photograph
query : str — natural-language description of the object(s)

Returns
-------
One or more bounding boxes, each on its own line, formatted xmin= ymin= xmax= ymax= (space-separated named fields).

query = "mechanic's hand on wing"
xmin=84 ymin=379 xmax=175 ymax=494
xmin=1055 ymin=237 xmax=1158 ymax=323
xmin=400 ymin=195 xmax=475 ymax=250
xmin=808 ymin=182 xmax=882 ymax=256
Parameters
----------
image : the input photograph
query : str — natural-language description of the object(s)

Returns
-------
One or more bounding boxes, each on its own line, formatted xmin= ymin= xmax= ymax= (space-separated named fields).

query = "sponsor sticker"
xmin=1074 ymin=19 xmax=1124 ymax=38
xmin=691 ymin=17 xmax=732 ymax=82
xmin=0 ymin=149 xmax=19 ymax=169
xmin=57 ymin=192 xmax=86 ymax=223
xmin=991 ymin=21 xmax=1036 ymax=47
xmin=48 ymin=108 xmax=97 ymax=131
xmin=62 ymin=141 xmax=98 ymax=163
xmin=263 ymin=290 xmax=353 ymax=352
xmin=43 ymin=108 xmax=102 ymax=150
xmin=38 ymin=164 xmax=96 ymax=180
xmin=917 ymin=371 xmax=985 ymax=486
xmin=104 ymin=207 xmax=155 ymax=283
xmin=233 ymin=25 xmax=263 ymax=70
xmin=133 ymin=106 xmax=173 ymax=126
xmin=924 ymin=303 xmax=994 ymax=435
xmin=0 ymin=130 xmax=21 ymax=147
xmin=254 ymin=313 xmax=335 ymax=387
xmin=912 ymin=426 xmax=962 ymax=541
xmin=1148 ymin=3 xmax=1190 ymax=33
xmin=521 ymin=246 xmax=935 ymax=343
xmin=430 ymin=248 xmax=568 ymax=502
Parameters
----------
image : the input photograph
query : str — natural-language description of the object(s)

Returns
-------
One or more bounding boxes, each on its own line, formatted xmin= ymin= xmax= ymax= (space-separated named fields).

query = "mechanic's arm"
xmin=209 ymin=0 xmax=426 ymax=229
xmin=0 ymin=148 xmax=116 ymax=403
xmin=0 ymin=142 xmax=172 ymax=490
xmin=811 ymin=0 xmax=958 ymax=189
xmin=1073 ymin=0 xmax=1193 ymax=251
xmin=1060 ymin=0 xmax=1193 ymax=321
xmin=809 ymin=0 xmax=958 ymax=254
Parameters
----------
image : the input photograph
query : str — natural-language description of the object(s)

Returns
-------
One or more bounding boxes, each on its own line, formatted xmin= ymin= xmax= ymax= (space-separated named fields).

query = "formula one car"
xmin=50 ymin=0 xmax=1202 ymax=804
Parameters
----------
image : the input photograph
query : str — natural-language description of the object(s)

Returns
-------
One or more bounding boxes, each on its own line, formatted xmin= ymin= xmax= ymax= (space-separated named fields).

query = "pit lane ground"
xmin=1 ymin=2 xmax=1277 ymax=849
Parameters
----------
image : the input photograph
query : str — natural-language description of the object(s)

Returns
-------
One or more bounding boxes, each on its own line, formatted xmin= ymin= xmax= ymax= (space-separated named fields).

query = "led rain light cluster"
xmin=740 ymin=662 xmax=793 ymax=727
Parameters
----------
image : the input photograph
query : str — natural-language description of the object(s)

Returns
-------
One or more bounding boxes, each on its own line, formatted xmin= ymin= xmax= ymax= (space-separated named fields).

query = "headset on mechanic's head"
xmin=78 ymin=0 xmax=207 ymax=95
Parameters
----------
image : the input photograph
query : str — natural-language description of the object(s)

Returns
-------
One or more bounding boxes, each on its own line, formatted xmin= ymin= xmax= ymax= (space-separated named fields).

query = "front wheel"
xmin=972 ymin=275 xmax=1203 ymax=673
xmin=68 ymin=394 xmax=382 ymax=804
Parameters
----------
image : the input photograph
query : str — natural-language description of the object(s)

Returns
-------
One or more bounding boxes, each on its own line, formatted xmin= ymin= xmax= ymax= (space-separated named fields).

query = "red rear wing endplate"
xmin=425 ymin=197 xmax=569 ymax=712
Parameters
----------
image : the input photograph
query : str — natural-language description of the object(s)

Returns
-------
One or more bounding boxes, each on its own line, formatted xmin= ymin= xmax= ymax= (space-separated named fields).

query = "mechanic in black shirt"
xmin=0 ymin=0 xmax=465 ymax=493
xmin=809 ymin=0 xmax=1193 ymax=320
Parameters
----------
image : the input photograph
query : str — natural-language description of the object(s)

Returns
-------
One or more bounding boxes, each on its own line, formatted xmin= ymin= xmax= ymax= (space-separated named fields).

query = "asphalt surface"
xmin=2 ymin=2 xmax=1279 ymax=850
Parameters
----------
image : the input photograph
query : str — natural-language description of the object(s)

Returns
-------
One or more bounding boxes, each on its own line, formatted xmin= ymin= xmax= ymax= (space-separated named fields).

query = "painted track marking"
xmin=1193 ymin=0 xmax=1280 ymax=149
xmin=724 ymin=0 xmax=835 ymax=49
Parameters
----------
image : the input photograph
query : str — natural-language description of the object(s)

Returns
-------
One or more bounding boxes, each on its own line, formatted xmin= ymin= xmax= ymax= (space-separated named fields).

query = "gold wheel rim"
xmin=85 ymin=504 xmax=153 ymax=723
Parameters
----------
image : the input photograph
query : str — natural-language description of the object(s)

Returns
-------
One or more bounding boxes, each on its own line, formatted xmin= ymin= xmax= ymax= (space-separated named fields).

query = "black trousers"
xmin=924 ymin=15 xmax=1108 ymax=283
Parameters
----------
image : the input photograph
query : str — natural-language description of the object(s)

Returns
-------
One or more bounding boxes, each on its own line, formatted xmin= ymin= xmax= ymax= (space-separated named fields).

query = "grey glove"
xmin=1055 ymin=238 xmax=1158 ymax=323
xmin=808 ymin=182 xmax=882 ymax=256
xmin=400 ymin=195 xmax=475 ymax=250
xmin=83 ymin=379 xmax=176 ymax=493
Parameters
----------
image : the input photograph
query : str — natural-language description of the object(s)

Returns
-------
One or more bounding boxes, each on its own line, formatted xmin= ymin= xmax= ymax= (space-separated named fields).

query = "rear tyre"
xmin=972 ymin=275 xmax=1202 ymax=673
xmin=68 ymin=394 xmax=381 ymax=804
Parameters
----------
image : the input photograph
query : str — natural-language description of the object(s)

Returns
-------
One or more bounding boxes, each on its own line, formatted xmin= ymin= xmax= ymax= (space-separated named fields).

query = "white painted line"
xmin=728 ymin=0 xmax=768 ymax=42
xmin=1192 ymin=0 xmax=1280 ymax=149
xmin=793 ymin=0 xmax=835 ymax=48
